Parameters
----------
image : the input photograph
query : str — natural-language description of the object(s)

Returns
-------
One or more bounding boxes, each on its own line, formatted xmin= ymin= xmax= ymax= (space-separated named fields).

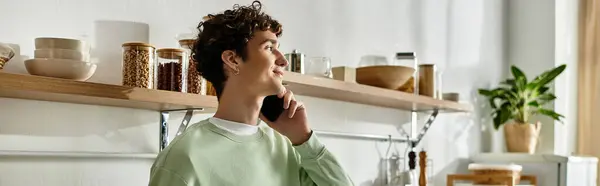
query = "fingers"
xmin=283 ymin=90 xmax=294 ymax=109
xmin=288 ymin=100 xmax=298 ymax=118
xmin=277 ymin=90 xmax=305 ymax=118
xmin=277 ymin=87 xmax=288 ymax=98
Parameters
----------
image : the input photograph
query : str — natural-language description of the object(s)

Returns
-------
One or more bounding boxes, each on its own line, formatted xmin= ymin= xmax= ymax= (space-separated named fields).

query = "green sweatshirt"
xmin=148 ymin=118 xmax=354 ymax=186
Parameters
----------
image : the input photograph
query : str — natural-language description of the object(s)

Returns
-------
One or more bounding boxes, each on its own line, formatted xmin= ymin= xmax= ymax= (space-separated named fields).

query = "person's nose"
xmin=274 ymin=49 xmax=288 ymax=67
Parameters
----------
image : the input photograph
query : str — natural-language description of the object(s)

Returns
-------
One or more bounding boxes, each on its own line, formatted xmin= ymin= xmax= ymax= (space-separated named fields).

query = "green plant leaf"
xmin=527 ymin=101 xmax=539 ymax=107
xmin=511 ymin=66 xmax=528 ymax=91
xmin=478 ymin=89 xmax=494 ymax=96
xmin=531 ymin=64 xmax=567 ymax=89
xmin=501 ymin=79 xmax=516 ymax=86
xmin=538 ymin=93 xmax=556 ymax=101
xmin=539 ymin=86 xmax=550 ymax=94
xmin=492 ymin=102 xmax=513 ymax=130
xmin=528 ymin=85 xmax=550 ymax=99
xmin=488 ymin=98 xmax=497 ymax=109
xmin=534 ymin=93 xmax=556 ymax=106
xmin=511 ymin=66 xmax=527 ymax=82
xmin=537 ymin=108 xmax=565 ymax=123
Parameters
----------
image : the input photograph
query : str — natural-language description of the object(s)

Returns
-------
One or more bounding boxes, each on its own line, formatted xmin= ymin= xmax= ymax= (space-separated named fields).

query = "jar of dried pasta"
xmin=156 ymin=48 xmax=188 ymax=92
xmin=122 ymin=42 xmax=156 ymax=89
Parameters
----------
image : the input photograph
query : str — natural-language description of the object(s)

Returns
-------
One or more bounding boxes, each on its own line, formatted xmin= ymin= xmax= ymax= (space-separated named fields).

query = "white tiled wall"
xmin=0 ymin=0 xmax=507 ymax=185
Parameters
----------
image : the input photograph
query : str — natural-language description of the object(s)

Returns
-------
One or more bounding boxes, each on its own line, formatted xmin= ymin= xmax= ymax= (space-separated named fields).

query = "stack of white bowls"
xmin=25 ymin=37 xmax=97 ymax=81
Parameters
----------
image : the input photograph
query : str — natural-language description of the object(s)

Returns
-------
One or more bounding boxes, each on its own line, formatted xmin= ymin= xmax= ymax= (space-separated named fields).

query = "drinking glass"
xmin=306 ymin=57 xmax=332 ymax=78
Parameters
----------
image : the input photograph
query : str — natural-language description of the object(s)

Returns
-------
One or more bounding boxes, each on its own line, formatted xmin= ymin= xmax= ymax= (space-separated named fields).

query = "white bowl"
xmin=35 ymin=37 xmax=89 ymax=52
xmin=24 ymin=58 xmax=97 ymax=81
xmin=34 ymin=48 xmax=90 ymax=62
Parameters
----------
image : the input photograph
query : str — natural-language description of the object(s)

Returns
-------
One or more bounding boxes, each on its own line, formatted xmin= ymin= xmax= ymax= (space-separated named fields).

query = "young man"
xmin=147 ymin=1 xmax=354 ymax=186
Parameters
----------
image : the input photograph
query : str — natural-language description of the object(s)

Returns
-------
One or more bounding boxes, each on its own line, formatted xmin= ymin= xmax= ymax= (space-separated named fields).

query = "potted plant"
xmin=478 ymin=64 xmax=566 ymax=154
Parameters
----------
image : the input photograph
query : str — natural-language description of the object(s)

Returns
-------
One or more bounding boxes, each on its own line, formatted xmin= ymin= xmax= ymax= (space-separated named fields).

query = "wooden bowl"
xmin=356 ymin=65 xmax=415 ymax=89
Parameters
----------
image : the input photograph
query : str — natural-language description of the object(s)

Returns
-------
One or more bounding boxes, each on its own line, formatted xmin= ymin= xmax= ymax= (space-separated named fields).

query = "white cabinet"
xmin=471 ymin=153 xmax=598 ymax=186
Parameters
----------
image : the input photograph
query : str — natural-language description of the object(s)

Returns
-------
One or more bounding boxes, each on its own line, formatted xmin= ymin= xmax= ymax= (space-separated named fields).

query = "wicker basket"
xmin=468 ymin=163 xmax=522 ymax=185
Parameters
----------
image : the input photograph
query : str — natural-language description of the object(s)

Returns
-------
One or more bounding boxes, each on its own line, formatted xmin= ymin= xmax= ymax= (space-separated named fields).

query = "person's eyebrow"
xmin=260 ymin=39 xmax=278 ymax=46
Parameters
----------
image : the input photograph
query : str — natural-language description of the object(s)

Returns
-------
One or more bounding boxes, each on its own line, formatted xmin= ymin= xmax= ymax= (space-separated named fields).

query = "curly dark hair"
xmin=191 ymin=0 xmax=283 ymax=99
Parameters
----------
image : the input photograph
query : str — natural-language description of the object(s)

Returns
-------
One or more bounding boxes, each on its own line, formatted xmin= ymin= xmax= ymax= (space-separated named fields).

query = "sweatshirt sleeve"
xmin=148 ymin=167 xmax=191 ymax=186
xmin=293 ymin=131 xmax=355 ymax=186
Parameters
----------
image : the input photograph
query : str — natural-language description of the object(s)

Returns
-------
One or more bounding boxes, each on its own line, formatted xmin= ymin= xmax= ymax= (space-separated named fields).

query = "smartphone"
xmin=260 ymin=95 xmax=285 ymax=122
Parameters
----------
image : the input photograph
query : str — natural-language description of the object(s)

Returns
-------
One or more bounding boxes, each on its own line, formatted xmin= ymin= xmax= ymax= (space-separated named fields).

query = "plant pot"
xmin=503 ymin=121 xmax=541 ymax=154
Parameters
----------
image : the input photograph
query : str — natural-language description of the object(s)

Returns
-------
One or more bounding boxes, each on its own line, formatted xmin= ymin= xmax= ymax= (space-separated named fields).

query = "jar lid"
xmin=157 ymin=48 xmax=186 ymax=59
xmin=157 ymin=48 xmax=185 ymax=53
xmin=178 ymin=39 xmax=196 ymax=49
xmin=122 ymin=42 xmax=155 ymax=48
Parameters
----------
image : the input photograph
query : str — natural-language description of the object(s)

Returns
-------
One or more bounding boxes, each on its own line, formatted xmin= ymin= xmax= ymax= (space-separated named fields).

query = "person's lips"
xmin=273 ymin=69 xmax=284 ymax=77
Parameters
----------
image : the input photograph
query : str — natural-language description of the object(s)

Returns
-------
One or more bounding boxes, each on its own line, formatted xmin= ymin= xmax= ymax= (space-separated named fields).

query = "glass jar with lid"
xmin=396 ymin=52 xmax=418 ymax=95
xmin=156 ymin=48 xmax=188 ymax=92
xmin=178 ymin=39 xmax=209 ymax=95
xmin=122 ymin=42 xmax=156 ymax=89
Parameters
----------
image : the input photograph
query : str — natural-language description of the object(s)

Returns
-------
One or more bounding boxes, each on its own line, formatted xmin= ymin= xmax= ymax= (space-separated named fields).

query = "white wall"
xmin=0 ymin=0 xmax=506 ymax=185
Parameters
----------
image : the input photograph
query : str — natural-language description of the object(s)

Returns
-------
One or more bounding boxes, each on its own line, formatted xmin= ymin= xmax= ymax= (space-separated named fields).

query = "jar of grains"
xmin=178 ymin=39 xmax=217 ymax=96
xmin=156 ymin=48 xmax=188 ymax=92
xmin=178 ymin=39 xmax=206 ymax=95
xmin=122 ymin=42 xmax=156 ymax=89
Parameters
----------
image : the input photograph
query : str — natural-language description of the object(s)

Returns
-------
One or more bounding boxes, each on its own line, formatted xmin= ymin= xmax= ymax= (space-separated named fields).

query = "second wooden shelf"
xmin=0 ymin=71 xmax=472 ymax=113
xmin=283 ymin=72 xmax=472 ymax=112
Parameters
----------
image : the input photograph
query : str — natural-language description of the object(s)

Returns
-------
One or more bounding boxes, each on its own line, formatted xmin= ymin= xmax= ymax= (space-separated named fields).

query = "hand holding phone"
xmin=260 ymin=95 xmax=285 ymax=122
xmin=260 ymin=90 xmax=312 ymax=145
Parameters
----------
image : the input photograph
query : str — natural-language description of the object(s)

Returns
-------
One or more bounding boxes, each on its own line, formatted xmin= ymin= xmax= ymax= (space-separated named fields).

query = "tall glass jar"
xmin=122 ymin=42 xmax=156 ymax=89
xmin=178 ymin=39 xmax=208 ymax=95
xmin=156 ymin=48 xmax=188 ymax=92
xmin=396 ymin=52 xmax=418 ymax=95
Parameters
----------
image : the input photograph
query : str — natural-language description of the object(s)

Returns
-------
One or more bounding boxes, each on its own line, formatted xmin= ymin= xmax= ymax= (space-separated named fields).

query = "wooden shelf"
xmin=0 ymin=71 xmax=472 ymax=113
xmin=0 ymin=72 xmax=218 ymax=112
xmin=283 ymin=72 xmax=472 ymax=112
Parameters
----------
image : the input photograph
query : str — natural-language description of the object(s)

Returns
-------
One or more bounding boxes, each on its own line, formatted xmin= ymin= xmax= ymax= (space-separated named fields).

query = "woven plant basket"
xmin=504 ymin=121 xmax=542 ymax=154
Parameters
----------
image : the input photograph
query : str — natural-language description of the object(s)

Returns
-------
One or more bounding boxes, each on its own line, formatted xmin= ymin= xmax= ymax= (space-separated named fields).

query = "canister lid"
xmin=122 ymin=42 xmax=155 ymax=48
xmin=157 ymin=48 xmax=186 ymax=59
xmin=178 ymin=39 xmax=196 ymax=49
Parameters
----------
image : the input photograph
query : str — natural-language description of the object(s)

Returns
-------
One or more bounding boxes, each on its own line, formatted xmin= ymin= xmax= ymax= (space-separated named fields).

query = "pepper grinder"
xmin=419 ymin=149 xmax=427 ymax=186
xmin=406 ymin=147 xmax=417 ymax=185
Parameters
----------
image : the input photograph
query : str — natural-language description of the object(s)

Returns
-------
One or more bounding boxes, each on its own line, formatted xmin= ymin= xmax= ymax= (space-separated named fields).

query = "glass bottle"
xmin=121 ymin=42 xmax=156 ymax=89
xmin=156 ymin=48 xmax=188 ymax=92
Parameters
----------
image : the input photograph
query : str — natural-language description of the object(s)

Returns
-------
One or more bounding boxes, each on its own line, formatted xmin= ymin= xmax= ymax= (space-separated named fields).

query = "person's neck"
xmin=213 ymin=86 xmax=264 ymax=126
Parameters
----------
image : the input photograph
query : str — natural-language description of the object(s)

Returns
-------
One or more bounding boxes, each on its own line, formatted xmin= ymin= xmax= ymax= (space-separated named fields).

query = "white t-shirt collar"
xmin=209 ymin=117 xmax=259 ymax=136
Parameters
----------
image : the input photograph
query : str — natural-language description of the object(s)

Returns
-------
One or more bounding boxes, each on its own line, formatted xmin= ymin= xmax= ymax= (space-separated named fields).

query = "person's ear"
xmin=221 ymin=50 xmax=240 ymax=75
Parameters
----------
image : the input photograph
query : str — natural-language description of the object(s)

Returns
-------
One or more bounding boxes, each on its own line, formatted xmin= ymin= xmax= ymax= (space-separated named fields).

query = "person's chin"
xmin=270 ymin=82 xmax=286 ymax=95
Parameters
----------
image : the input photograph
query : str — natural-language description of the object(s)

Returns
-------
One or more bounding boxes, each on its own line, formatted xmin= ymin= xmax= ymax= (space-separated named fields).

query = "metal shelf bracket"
xmin=410 ymin=108 xmax=439 ymax=148
xmin=159 ymin=108 xmax=203 ymax=151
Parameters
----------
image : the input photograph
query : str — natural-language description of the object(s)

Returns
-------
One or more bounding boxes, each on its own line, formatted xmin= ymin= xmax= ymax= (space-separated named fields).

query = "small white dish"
xmin=35 ymin=37 xmax=90 ymax=52
xmin=24 ymin=58 xmax=97 ymax=81
xmin=34 ymin=48 xmax=90 ymax=62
